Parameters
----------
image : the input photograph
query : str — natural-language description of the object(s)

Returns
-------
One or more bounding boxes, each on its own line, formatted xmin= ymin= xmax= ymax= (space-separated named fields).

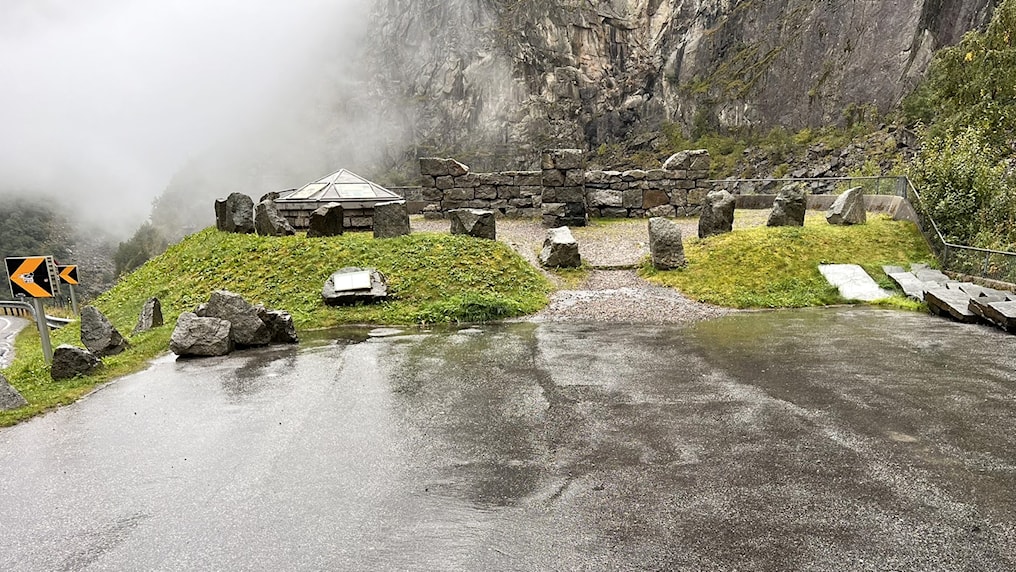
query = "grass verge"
xmin=1 ymin=228 xmax=552 ymax=426
xmin=640 ymin=214 xmax=936 ymax=308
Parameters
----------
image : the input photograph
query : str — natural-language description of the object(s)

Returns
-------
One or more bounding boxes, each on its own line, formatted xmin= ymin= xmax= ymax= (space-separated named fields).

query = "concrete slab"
xmin=886 ymin=271 xmax=929 ymax=300
xmin=926 ymin=287 xmax=978 ymax=323
xmin=969 ymin=299 xmax=1016 ymax=332
xmin=957 ymin=283 xmax=1013 ymax=301
xmin=819 ymin=264 xmax=892 ymax=302
xmin=913 ymin=266 xmax=951 ymax=285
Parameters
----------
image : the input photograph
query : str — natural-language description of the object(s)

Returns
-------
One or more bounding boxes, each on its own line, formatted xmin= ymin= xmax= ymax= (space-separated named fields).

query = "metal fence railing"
xmin=709 ymin=175 xmax=1016 ymax=285
xmin=900 ymin=178 xmax=1016 ymax=284
xmin=707 ymin=176 xmax=907 ymax=197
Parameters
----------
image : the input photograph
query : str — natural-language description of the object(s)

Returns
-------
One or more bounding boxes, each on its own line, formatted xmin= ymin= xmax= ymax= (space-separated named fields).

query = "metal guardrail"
xmin=0 ymin=301 xmax=73 ymax=329
xmin=707 ymin=175 xmax=907 ymax=197
xmin=709 ymin=175 xmax=1016 ymax=285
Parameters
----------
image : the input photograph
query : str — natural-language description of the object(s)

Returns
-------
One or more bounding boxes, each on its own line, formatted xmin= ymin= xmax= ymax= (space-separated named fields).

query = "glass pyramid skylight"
xmin=279 ymin=169 xmax=400 ymax=202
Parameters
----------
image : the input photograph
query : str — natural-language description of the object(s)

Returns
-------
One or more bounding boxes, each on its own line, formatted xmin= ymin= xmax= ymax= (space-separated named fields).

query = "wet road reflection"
xmin=1 ymin=308 xmax=1015 ymax=570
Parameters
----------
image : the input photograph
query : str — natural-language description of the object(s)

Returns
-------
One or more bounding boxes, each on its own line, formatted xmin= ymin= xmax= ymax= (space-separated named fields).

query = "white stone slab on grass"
xmin=819 ymin=264 xmax=892 ymax=302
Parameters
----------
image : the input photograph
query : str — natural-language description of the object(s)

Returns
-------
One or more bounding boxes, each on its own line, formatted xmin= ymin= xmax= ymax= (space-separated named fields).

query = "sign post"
xmin=57 ymin=264 xmax=80 ymax=316
xmin=5 ymin=256 xmax=60 ymax=363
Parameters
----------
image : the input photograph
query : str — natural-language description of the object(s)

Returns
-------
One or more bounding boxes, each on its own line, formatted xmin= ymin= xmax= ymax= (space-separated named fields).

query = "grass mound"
xmin=0 ymin=228 xmax=551 ymax=426
xmin=641 ymin=214 xmax=936 ymax=308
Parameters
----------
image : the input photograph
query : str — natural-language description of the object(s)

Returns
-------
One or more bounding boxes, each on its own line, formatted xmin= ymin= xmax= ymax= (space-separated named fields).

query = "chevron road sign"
xmin=5 ymin=256 xmax=60 ymax=299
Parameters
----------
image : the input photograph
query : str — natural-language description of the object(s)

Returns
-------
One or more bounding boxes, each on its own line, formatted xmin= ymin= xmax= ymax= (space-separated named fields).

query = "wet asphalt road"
xmin=0 ymin=316 xmax=26 ymax=368
xmin=2 ymin=308 xmax=1016 ymax=571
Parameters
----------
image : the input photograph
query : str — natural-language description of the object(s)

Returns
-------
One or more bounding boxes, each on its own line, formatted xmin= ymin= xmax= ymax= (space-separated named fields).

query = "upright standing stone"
xmin=539 ymin=227 xmax=582 ymax=268
xmin=0 ymin=373 xmax=27 ymax=410
xmin=254 ymin=199 xmax=296 ymax=236
xmin=767 ymin=183 xmax=807 ymax=227
xmin=698 ymin=189 xmax=736 ymax=238
xmin=80 ymin=306 xmax=129 ymax=357
xmin=542 ymin=149 xmax=587 ymax=227
xmin=826 ymin=187 xmax=867 ymax=225
xmin=449 ymin=209 xmax=496 ymax=240
xmin=214 ymin=193 xmax=255 ymax=234
xmin=307 ymin=203 xmax=344 ymax=237
xmin=648 ymin=217 xmax=686 ymax=270
xmin=50 ymin=345 xmax=102 ymax=381
xmin=132 ymin=297 xmax=164 ymax=335
xmin=373 ymin=201 xmax=411 ymax=238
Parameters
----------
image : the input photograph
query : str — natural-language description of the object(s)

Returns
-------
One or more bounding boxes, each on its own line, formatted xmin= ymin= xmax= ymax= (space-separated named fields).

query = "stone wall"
xmin=276 ymin=203 xmax=374 ymax=231
xmin=414 ymin=150 xmax=712 ymax=221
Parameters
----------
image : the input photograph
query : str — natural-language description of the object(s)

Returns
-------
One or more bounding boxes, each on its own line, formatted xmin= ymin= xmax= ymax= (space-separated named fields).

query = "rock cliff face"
xmin=369 ymin=0 xmax=996 ymax=164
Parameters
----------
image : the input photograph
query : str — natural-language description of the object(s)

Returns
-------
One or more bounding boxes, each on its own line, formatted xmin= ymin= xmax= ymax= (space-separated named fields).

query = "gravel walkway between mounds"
xmin=411 ymin=216 xmax=740 ymax=324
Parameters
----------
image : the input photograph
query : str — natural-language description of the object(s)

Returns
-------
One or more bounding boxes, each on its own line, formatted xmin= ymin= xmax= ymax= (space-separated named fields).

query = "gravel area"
xmin=411 ymin=215 xmax=738 ymax=324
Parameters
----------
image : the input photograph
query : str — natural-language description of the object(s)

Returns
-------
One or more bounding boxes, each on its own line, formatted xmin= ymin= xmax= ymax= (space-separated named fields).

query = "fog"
xmin=0 ymin=0 xmax=375 ymax=236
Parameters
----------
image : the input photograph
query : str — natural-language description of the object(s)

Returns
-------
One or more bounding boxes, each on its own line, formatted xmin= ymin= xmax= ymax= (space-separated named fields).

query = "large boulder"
xmin=214 ymin=193 xmax=255 ymax=234
xmin=170 ymin=313 xmax=233 ymax=357
xmin=826 ymin=186 xmax=867 ymax=225
xmin=254 ymin=199 xmax=296 ymax=237
xmin=256 ymin=307 xmax=299 ymax=344
xmin=0 ymin=373 xmax=27 ymax=410
xmin=649 ymin=217 xmax=686 ymax=270
xmin=197 ymin=290 xmax=272 ymax=347
xmin=698 ymin=190 xmax=736 ymax=238
xmin=767 ymin=184 xmax=807 ymax=227
xmin=322 ymin=267 xmax=389 ymax=306
xmin=307 ymin=203 xmax=344 ymax=237
xmin=373 ymin=201 xmax=411 ymax=239
xmin=539 ymin=227 xmax=581 ymax=268
xmin=50 ymin=345 xmax=101 ymax=381
xmin=663 ymin=149 xmax=710 ymax=171
xmin=132 ymin=297 xmax=164 ymax=335
xmin=449 ymin=209 xmax=496 ymax=240
xmin=80 ymin=306 xmax=129 ymax=357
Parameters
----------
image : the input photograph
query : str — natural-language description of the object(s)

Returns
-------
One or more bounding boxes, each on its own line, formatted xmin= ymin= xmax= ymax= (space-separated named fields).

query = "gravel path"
xmin=411 ymin=216 xmax=737 ymax=324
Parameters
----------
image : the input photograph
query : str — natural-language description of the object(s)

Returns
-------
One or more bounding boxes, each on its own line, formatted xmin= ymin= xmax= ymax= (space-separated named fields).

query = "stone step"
xmin=925 ymin=287 xmax=978 ymax=323
xmin=818 ymin=264 xmax=891 ymax=302
xmin=969 ymin=299 xmax=1016 ymax=332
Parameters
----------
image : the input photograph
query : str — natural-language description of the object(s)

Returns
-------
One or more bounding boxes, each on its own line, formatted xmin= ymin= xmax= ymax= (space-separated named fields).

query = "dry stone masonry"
xmin=416 ymin=149 xmax=712 ymax=222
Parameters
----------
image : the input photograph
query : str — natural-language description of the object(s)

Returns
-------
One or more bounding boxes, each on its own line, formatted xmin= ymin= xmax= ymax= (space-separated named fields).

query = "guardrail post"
xmin=29 ymin=298 xmax=54 ymax=364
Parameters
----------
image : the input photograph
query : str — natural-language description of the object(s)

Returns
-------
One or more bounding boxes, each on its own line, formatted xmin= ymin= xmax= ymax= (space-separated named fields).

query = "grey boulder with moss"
xmin=0 ymin=373 xmax=28 ymax=410
xmin=649 ymin=217 xmax=686 ymax=270
xmin=132 ymin=297 xmax=164 ymax=335
xmin=698 ymin=190 xmax=736 ymax=238
xmin=307 ymin=203 xmax=344 ymax=237
xmin=539 ymin=227 xmax=581 ymax=268
xmin=197 ymin=290 xmax=272 ymax=348
xmin=170 ymin=313 xmax=234 ymax=357
xmin=51 ymin=345 xmax=102 ymax=381
xmin=373 ymin=201 xmax=411 ymax=238
xmin=80 ymin=306 xmax=129 ymax=357
xmin=214 ymin=192 xmax=255 ymax=234
xmin=767 ymin=184 xmax=807 ymax=227
xmin=826 ymin=187 xmax=867 ymax=225
xmin=449 ymin=208 xmax=496 ymax=240
xmin=254 ymin=199 xmax=296 ymax=237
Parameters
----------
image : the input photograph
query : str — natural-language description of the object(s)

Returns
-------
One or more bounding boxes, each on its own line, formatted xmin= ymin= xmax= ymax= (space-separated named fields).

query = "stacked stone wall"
xmin=418 ymin=158 xmax=542 ymax=219
xmin=416 ymin=149 xmax=711 ymax=221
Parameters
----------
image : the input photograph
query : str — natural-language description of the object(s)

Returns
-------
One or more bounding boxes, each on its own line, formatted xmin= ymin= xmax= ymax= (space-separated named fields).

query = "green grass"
xmin=1 ymin=228 xmax=552 ymax=426
xmin=640 ymin=214 xmax=936 ymax=309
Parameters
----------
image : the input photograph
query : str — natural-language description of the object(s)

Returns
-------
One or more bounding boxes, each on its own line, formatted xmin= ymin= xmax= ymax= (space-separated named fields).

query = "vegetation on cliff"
xmin=903 ymin=0 xmax=1016 ymax=250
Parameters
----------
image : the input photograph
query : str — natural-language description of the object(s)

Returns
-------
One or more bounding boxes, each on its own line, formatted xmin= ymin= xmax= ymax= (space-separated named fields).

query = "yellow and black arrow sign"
xmin=5 ymin=256 xmax=58 ymax=298
xmin=57 ymin=264 xmax=79 ymax=286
